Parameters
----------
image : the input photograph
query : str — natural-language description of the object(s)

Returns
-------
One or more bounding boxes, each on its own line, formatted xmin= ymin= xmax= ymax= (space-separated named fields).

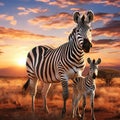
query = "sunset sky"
xmin=0 ymin=0 xmax=120 ymax=76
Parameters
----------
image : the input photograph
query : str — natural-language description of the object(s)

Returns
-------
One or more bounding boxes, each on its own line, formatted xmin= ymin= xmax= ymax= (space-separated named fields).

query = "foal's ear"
xmin=73 ymin=11 xmax=80 ymax=23
xmin=86 ymin=10 xmax=94 ymax=23
xmin=87 ymin=58 xmax=91 ymax=64
xmin=96 ymin=58 xmax=101 ymax=65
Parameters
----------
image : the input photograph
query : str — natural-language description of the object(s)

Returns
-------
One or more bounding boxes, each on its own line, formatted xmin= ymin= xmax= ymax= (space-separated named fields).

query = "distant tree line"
xmin=98 ymin=69 xmax=120 ymax=86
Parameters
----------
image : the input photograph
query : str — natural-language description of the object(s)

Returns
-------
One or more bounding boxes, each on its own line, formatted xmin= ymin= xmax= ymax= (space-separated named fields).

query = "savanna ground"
xmin=0 ymin=77 xmax=120 ymax=120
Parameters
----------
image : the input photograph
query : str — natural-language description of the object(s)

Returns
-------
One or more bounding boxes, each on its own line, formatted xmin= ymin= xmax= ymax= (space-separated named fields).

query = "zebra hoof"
xmin=61 ymin=108 xmax=66 ymax=118
xmin=44 ymin=109 xmax=49 ymax=113
xmin=77 ymin=114 xmax=82 ymax=119
xmin=43 ymin=107 xmax=49 ymax=113
xmin=32 ymin=108 xmax=35 ymax=112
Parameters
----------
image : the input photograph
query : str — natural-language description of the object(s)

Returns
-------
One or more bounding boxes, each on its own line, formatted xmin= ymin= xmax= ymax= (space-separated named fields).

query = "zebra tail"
xmin=23 ymin=79 xmax=30 ymax=92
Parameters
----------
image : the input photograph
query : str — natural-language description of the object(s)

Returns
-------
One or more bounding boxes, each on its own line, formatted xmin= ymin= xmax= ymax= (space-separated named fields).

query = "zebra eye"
xmin=89 ymin=29 xmax=92 ymax=32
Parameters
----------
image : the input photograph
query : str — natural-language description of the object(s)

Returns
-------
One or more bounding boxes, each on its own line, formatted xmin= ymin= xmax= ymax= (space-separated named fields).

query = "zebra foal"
xmin=72 ymin=58 xmax=101 ymax=120
xmin=23 ymin=10 xmax=94 ymax=117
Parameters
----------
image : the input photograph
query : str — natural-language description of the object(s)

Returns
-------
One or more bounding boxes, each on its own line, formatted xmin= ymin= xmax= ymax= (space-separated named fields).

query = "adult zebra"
xmin=23 ymin=10 xmax=94 ymax=117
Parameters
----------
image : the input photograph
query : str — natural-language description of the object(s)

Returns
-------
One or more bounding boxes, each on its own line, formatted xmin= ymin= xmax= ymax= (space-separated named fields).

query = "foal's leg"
xmin=29 ymin=79 xmax=38 ymax=112
xmin=91 ymin=92 xmax=96 ymax=120
xmin=76 ymin=95 xmax=82 ymax=118
xmin=72 ymin=92 xmax=78 ymax=118
xmin=81 ymin=94 xmax=86 ymax=119
xmin=41 ymin=83 xmax=51 ymax=113
xmin=72 ymin=94 xmax=81 ymax=118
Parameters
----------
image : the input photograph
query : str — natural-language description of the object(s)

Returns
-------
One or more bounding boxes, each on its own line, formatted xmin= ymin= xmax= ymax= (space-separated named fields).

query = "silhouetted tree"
xmin=98 ymin=69 xmax=120 ymax=86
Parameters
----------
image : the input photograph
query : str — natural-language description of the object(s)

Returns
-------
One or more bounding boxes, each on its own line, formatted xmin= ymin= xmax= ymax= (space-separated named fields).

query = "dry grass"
xmin=0 ymin=77 xmax=120 ymax=120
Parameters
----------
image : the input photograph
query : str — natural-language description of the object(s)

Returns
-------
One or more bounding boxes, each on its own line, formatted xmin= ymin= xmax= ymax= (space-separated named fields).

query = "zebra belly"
xmin=37 ymin=67 xmax=61 ymax=83
xmin=37 ymin=73 xmax=61 ymax=83
xmin=39 ymin=77 xmax=60 ymax=83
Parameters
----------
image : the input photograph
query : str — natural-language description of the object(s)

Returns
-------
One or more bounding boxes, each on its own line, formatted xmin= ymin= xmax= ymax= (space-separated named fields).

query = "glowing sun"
xmin=17 ymin=57 xmax=26 ymax=67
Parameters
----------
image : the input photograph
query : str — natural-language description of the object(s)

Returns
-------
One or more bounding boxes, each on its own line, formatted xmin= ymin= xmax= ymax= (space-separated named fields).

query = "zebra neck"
xmin=68 ymin=28 xmax=84 ymax=62
xmin=85 ymin=74 xmax=95 ymax=88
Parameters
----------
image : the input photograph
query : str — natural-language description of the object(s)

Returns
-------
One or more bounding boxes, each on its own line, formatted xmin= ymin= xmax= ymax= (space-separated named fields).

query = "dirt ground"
xmin=0 ymin=78 xmax=120 ymax=120
xmin=0 ymin=100 xmax=119 ymax=120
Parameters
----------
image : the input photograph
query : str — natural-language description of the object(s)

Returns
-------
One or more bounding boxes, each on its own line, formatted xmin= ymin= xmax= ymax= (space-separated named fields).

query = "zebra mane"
xmin=68 ymin=28 xmax=76 ymax=42
xmin=93 ymin=59 xmax=95 ymax=64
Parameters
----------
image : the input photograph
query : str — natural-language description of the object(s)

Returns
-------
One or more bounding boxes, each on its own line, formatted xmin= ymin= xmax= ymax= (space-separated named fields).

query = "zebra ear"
xmin=86 ymin=10 xmax=94 ymax=23
xmin=96 ymin=58 xmax=101 ymax=65
xmin=73 ymin=11 xmax=80 ymax=23
xmin=87 ymin=58 xmax=91 ymax=64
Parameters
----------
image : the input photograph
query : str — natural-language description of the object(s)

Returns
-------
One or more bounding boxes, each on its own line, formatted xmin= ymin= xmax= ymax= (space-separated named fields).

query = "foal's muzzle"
xmin=92 ymin=73 xmax=97 ymax=79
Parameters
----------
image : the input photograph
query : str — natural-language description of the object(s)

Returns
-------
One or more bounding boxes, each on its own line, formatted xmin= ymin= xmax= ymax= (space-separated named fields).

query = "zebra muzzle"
xmin=92 ymin=73 xmax=96 ymax=79
xmin=82 ymin=38 xmax=92 ymax=53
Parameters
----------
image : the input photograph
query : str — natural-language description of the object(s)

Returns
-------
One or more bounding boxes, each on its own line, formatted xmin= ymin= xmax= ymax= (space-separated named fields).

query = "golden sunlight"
xmin=17 ymin=57 xmax=26 ymax=67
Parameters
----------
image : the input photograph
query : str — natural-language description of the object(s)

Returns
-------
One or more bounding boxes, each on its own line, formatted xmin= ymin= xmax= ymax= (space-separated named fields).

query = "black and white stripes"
xmin=23 ymin=10 xmax=94 ymax=117
xmin=72 ymin=58 xmax=101 ymax=120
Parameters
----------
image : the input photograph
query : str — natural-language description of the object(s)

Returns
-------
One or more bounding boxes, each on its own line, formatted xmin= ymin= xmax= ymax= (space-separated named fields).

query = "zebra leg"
xmin=76 ymin=95 xmax=82 ymax=118
xmin=41 ymin=83 xmax=51 ymax=113
xmin=61 ymin=80 xmax=69 ymax=118
xmin=81 ymin=94 xmax=86 ymax=119
xmin=91 ymin=93 xmax=96 ymax=120
xmin=72 ymin=94 xmax=81 ymax=118
xmin=32 ymin=95 xmax=35 ymax=112
xmin=72 ymin=92 xmax=78 ymax=118
xmin=29 ymin=79 xmax=38 ymax=112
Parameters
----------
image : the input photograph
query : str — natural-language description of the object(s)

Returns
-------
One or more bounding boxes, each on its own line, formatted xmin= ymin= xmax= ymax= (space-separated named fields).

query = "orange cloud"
xmin=93 ymin=20 xmax=120 ymax=38
xmin=91 ymin=0 xmax=120 ymax=8
xmin=0 ymin=49 xmax=3 ymax=54
xmin=35 ymin=0 xmax=50 ymax=2
xmin=0 ymin=14 xmax=17 ymax=25
xmin=94 ymin=13 xmax=114 ymax=23
xmin=70 ymin=8 xmax=86 ymax=12
xmin=0 ymin=26 xmax=56 ymax=41
xmin=104 ymin=0 xmax=120 ymax=7
xmin=94 ymin=12 xmax=120 ymax=23
xmin=93 ymin=39 xmax=119 ymax=45
xmin=17 ymin=7 xmax=48 ymax=15
xmin=114 ymin=44 xmax=120 ymax=48
xmin=28 ymin=12 xmax=74 ymax=29
xmin=49 ymin=0 xmax=75 ymax=8
xmin=0 ymin=66 xmax=27 ymax=77
xmin=35 ymin=0 xmax=120 ymax=8
xmin=91 ymin=39 xmax=120 ymax=54
xmin=36 ymin=0 xmax=76 ymax=8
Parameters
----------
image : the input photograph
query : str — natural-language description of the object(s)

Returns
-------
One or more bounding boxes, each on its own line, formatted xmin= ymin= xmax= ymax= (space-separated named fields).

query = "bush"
xmin=98 ymin=69 xmax=120 ymax=86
